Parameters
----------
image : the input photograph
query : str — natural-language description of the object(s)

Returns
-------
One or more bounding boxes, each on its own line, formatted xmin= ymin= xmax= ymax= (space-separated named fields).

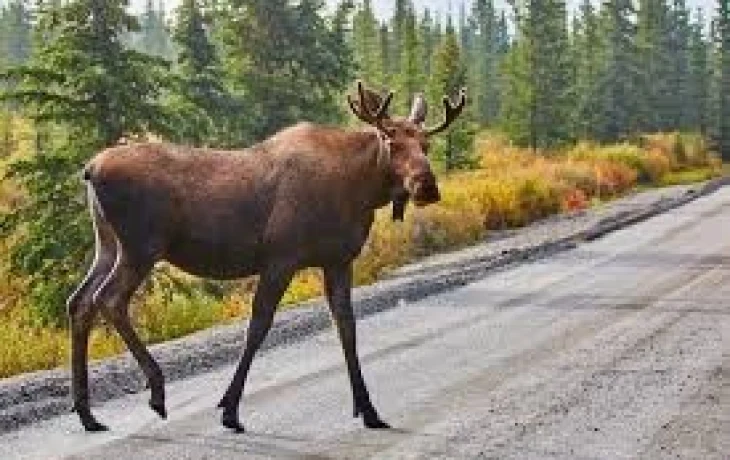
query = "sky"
xmin=130 ymin=0 xmax=716 ymax=18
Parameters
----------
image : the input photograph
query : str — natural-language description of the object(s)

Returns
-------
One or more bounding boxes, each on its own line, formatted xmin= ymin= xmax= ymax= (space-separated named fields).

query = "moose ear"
xmin=409 ymin=93 xmax=428 ymax=125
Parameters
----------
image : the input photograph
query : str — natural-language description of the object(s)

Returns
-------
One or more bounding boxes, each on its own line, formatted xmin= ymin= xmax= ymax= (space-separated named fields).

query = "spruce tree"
xmin=718 ymin=0 xmax=730 ymax=160
xmin=428 ymin=19 xmax=473 ymax=170
xmin=637 ymin=0 xmax=673 ymax=132
xmin=0 ymin=0 xmax=173 ymax=324
xmin=169 ymin=0 xmax=230 ymax=146
xmin=667 ymin=0 xmax=692 ymax=130
xmin=687 ymin=9 xmax=711 ymax=134
xmin=391 ymin=0 xmax=410 ymax=76
xmin=459 ymin=1 xmax=473 ymax=58
xmin=594 ymin=0 xmax=642 ymax=141
xmin=379 ymin=23 xmax=392 ymax=83
xmin=469 ymin=0 xmax=501 ymax=125
xmin=396 ymin=7 xmax=424 ymax=111
xmin=216 ymin=0 xmax=353 ymax=142
xmin=420 ymin=8 xmax=435 ymax=77
xmin=500 ymin=0 xmax=572 ymax=149
xmin=352 ymin=0 xmax=384 ymax=87
xmin=572 ymin=0 xmax=603 ymax=139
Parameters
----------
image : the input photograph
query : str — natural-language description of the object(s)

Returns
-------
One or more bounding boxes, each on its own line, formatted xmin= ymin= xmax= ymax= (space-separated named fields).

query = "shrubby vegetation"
xmin=0 ymin=0 xmax=727 ymax=376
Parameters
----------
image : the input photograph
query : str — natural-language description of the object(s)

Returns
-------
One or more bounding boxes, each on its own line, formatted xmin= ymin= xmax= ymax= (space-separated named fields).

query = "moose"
xmin=67 ymin=81 xmax=466 ymax=432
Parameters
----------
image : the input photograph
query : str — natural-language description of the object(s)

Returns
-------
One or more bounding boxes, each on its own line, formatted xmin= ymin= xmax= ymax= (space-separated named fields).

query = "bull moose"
xmin=67 ymin=81 xmax=466 ymax=432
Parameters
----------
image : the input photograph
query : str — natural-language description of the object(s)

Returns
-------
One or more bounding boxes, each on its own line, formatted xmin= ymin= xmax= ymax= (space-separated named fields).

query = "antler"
xmin=426 ymin=88 xmax=467 ymax=136
xmin=347 ymin=80 xmax=394 ymax=131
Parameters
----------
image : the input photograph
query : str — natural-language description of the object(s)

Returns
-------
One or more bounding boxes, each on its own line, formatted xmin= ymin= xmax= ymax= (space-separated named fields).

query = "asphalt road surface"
xmin=2 ymin=187 xmax=728 ymax=460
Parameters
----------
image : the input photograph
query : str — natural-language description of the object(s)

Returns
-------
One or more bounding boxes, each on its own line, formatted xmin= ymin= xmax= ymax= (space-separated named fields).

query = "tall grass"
xmin=0 ymin=129 xmax=722 ymax=378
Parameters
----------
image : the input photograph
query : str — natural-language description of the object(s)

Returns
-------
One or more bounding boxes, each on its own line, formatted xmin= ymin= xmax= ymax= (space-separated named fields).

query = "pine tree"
xmin=572 ymin=0 xmax=603 ymax=139
xmin=718 ymin=0 xmax=730 ymax=160
xmin=593 ymin=0 xmax=643 ymax=141
xmin=428 ymin=19 xmax=473 ymax=170
xmin=459 ymin=1 xmax=473 ymax=58
xmin=687 ymin=8 xmax=711 ymax=133
xmin=637 ymin=0 xmax=672 ymax=132
xmin=500 ymin=0 xmax=572 ymax=149
xmin=428 ymin=19 xmax=466 ymax=114
xmin=395 ymin=6 xmax=424 ymax=111
xmin=391 ymin=0 xmax=410 ymax=76
xmin=216 ymin=0 xmax=353 ymax=142
xmin=169 ymin=0 xmax=230 ymax=146
xmin=352 ymin=0 xmax=384 ymax=87
xmin=469 ymin=0 xmax=500 ymax=125
xmin=667 ymin=0 xmax=692 ymax=129
xmin=0 ymin=0 xmax=173 ymax=324
xmin=420 ymin=8 xmax=436 ymax=77
xmin=379 ymin=23 xmax=392 ymax=83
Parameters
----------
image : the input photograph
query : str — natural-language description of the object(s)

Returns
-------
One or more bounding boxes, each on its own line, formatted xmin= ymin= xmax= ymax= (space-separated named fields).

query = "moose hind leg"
xmin=93 ymin=249 xmax=166 ymax=419
xmin=218 ymin=266 xmax=294 ymax=433
xmin=324 ymin=264 xmax=389 ymax=429
xmin=68 ymin=204 xmax=117 ymax=432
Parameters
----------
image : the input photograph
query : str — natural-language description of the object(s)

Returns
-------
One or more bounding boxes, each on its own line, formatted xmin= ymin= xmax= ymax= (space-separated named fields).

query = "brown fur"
xmin=66 ymin=85 xmax=463 ymax=433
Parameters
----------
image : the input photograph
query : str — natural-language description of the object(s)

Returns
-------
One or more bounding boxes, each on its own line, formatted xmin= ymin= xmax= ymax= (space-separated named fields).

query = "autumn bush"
xmin=0 ymin=128 xmax=722 ymax=378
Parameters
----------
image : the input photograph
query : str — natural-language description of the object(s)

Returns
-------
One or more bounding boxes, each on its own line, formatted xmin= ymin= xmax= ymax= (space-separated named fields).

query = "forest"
xmin=0 ymin=0 xmax=728 ymax=377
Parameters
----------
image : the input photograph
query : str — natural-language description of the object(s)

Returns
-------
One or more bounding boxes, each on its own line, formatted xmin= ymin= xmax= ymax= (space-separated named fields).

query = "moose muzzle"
xmin=408 ymin=172 xmax=441 ymax=206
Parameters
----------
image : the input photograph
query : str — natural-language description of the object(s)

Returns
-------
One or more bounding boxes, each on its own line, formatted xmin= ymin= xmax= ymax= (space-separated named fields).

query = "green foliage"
xmin=572 ymin=0 xmax=603 ymax=139
xmin=687 ymin=9 xmax=711 ymax=134
xmin=0 ymin=0 xmax=175 ymax=325
xmin=428 ymin=20 xmax=466 ymax=115
xmin=431 ymin=120 xmax=479 ymax=171
xmin=500 ymin=0 xmax=573 ymax=149
xmin=468 ymin=0 xmax=503 ymax=125
xmin=1 ymin=0 xmax=173 ymax=146
xmin=215 ymin=0 xmax=354 ymax=142
xmin=0 ymin=134 xmax=93 ymax=325
xmin=394 ymin=6 xmax=424 ymax=112
xmin=718 ymin=0 xmax=730 ymax=160
xmin=168 ymin=0 xmax=231 ymax=146
xmin=352 ymin=0 xmax=385 ymax=88
xmin=592 ymin=0 xmax=643 ymax=141
xmin=427 ymin=23 xmax=475 ymax=171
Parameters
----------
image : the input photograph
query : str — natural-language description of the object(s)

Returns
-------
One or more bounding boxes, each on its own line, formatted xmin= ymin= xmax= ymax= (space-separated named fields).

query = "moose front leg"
xmin=324 ymin=264 xmax=390 ymax=429
xmin=218 ymin=265 xmax=295 ymax=432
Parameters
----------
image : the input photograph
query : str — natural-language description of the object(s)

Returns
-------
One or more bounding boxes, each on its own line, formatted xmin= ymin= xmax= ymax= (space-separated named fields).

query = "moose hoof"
xmin=76 ymin=407 xmax=109 ymax=432
xmin=363 ymin=416 xmax=391 ymax=430
xmin=149 ymin=400 xmax=167 ymax=420
xmin=82 ymin=418 xmax=110 ymax=432
xmin=221 ymin=412 xmax=246 ymax=433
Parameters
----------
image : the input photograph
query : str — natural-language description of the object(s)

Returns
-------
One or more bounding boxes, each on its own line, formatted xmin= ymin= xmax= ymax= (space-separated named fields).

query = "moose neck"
xmin=343 ymin=129 xmax=396 ymax=213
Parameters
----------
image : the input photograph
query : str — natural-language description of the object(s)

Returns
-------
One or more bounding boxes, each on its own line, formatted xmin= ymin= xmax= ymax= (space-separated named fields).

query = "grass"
xmin=0 ymin=129 xmax=723 ymax=378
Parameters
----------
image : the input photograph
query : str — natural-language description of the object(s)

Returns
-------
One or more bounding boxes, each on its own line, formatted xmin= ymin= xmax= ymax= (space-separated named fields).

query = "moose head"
xmin=347 ymin=81 xmax=467 ymax=220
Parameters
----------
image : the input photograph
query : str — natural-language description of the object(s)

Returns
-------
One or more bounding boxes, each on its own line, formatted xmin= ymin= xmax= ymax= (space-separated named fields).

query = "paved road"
xmin=2 ymin=187 xmax=728 ymax=460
